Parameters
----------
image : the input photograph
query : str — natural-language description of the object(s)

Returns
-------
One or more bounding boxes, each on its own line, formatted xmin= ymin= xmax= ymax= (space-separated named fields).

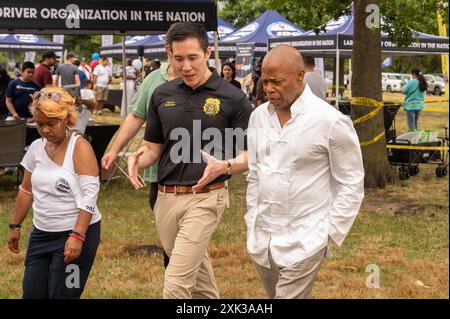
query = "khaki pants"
xmin=253 ymin=247 xmax=327 ymax=299
xmin=154 ymin=187 xmax=228 ymax=299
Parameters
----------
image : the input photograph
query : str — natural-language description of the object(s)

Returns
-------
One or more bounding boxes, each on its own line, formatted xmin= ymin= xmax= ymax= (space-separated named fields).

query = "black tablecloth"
xmin=26 ymin=122 xmax=120 ymax=167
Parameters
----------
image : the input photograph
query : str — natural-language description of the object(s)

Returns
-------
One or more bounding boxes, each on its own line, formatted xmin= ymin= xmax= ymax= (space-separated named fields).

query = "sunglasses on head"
xmin=32 ymin=91 xmax=61 ymax=102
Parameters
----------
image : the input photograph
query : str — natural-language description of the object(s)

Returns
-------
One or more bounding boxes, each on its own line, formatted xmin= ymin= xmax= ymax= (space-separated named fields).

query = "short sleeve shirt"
xmin=5 ymin=79 xmax=40 ymax=118
xmin=144 ymin=69 xmax=252 ymax=186
xmin=128 ymin=64 xmax=170 ymax=183
xmin=55 ymin=63 xmax=79 ymax=86
xmin=32 ymin=63 xmax=53 ymax=88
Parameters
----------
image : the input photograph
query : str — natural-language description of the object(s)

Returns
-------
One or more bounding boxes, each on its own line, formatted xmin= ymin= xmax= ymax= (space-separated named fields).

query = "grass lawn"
xmin=0 ymin=93 xmax=448 ymax=298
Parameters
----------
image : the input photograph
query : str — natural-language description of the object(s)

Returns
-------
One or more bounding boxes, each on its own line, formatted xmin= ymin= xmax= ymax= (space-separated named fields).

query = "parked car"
xmin=424 ymin=74 xmax=445 ymax=96
xmin=381 ymin=73 xmax=402 ymax=92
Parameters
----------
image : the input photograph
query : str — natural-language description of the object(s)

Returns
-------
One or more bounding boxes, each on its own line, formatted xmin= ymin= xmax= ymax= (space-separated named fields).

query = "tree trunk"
xmin=351 ymin=0 xmax=394 ymax=188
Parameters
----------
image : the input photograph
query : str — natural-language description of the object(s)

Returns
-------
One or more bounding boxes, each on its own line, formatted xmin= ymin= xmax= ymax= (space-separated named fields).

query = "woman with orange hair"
xmin=7 ymin=87 xmax=102 ymax=299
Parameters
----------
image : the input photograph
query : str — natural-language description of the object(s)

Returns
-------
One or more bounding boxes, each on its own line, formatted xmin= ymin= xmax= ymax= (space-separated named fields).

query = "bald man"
xmin=245 ymin=45 xmax=365 ymax=299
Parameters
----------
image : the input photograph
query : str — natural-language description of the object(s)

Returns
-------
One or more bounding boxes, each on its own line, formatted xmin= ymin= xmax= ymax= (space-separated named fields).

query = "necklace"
xmin=46 ymin=135 xmax=70 ymax=161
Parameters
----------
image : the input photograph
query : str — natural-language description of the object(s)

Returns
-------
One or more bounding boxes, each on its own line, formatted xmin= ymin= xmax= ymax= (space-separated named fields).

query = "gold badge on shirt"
xmin=203 ymin=98 xmax=220 ymax=116
xmin=164 ymin=101 xmax=176 ymax=107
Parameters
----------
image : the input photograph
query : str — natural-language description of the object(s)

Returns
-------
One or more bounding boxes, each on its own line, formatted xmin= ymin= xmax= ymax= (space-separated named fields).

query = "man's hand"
xmin=102 ymin=150 xmax=119 ymax=170
xmin=64 ymin=236 xmax=83 ymax=264
xmin=192 ymin=150 xmax=228 ymax=192
xmin=7 ymin=229 xmax=20 ymax=254
xmin=128 ymin=149 xmax=145 ymax=189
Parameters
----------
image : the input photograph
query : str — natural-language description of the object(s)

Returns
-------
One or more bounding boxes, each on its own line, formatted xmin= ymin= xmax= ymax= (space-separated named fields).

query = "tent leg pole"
xmin=335 ymin=50 xmax=340 ymax=106
xmin=214 ymin=31 xmax=220 ymax=71
xmin=121 ymin=35 xmax=127 ymax=118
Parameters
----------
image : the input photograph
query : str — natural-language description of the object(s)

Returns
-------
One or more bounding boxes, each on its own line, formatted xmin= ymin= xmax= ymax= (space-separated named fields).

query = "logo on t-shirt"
xmin=55 ymin=178 xmax=71 ymax=194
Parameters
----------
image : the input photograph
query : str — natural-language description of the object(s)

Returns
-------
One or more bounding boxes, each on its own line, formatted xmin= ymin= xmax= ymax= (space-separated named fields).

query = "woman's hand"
xmin=64 ymin=236 xmax=83 ymax=264
xmin=7 ymin=229 xmax=20 ymax=254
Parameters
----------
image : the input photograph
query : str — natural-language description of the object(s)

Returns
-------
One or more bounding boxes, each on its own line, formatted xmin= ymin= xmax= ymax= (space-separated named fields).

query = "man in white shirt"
xmin=303 ymin=55 xmax=329 ymax=101
xmin=246 ymin=45 xmax=364 ymax=299
xmin=92 ymin=57 xmax=112 ymax=115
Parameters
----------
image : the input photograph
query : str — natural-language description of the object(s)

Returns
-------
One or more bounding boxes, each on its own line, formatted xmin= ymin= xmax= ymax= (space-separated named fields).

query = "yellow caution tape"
xmin=351 ymin=97 xmax=384 ymax=108
xmin=386 ymin=144 xmax=449 ymax=151
xmin=353 ymin=105 xmax=383 ymax=125
xmin=360 ymin=131 xmax=385 ymax=147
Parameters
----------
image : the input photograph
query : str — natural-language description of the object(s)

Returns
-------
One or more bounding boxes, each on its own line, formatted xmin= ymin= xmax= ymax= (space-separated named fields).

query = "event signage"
xmin=0 ymin=0 xmax=217 ymax=34
xmin=235 ymin=42 xmax=255 ymax=94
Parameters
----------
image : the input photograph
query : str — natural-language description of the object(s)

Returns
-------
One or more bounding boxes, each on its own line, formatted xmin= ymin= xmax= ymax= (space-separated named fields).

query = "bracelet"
xmin=69 ymin=233 xmax=85 ymax=243
xmin=19 ymin=185 xmax=33 ymax=196
xmin=70 ymin=230 xmax=86 ymax=238
xmin=9 ymin=223 xmax=21 ymax=230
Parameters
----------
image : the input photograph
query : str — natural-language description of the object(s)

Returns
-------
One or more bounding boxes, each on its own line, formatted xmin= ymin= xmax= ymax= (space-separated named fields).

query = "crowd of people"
xmin=5 ymin=22 xmax=367 ymax=300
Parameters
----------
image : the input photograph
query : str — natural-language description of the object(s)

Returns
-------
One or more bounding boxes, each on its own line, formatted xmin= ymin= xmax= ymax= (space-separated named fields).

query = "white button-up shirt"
xmin=245 ymin=85 xmax=364 ymax=268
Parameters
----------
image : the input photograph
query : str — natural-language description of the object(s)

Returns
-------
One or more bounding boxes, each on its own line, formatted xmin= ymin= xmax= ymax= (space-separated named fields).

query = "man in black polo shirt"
xmin=128 ymin=22 xmax=252 ymax=299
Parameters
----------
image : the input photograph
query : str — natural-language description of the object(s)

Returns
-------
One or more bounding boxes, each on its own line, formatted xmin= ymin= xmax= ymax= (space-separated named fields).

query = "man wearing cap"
xmin=33 ymin=51 xmax=59 ymax=88
xmin=54 ymin=52 xmax=80 ymax=95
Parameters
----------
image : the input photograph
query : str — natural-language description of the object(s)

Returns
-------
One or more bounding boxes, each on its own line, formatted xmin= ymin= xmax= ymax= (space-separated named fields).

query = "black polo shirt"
xmin=144 ymin=69 xmax=252 ymax=186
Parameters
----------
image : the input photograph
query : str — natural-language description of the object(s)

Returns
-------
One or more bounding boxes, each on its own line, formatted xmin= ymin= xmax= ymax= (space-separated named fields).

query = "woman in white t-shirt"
xmin=7 ymin=87 xmax=101 ymax=299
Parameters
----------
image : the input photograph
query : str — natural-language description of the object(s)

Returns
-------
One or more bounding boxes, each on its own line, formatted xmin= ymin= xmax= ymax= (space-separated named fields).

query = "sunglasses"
xmin=32 ymin=91 xmax=61 ymax=102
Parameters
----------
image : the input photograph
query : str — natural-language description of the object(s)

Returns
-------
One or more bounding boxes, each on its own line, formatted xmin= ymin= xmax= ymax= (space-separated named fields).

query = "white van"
xmin=381 ymin=73 xmax=403 ymax=92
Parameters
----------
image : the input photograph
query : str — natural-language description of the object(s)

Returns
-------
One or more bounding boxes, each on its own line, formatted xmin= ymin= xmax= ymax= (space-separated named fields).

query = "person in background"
xmin=220 ymin=62 xmax=242 ymax=90
xmin=5 ymin=62 xmax=40 ymax=120
xmin=254 ymin=77 xmax=267 ymax=108
xmin=74 ymin=60 xmax=87 ymax=90
xmin=150 ymin=60 xmax=161 ymax=72
xmin=73 ymin=79 xmax=97 ymax=135
xmin=0 ymin=63 xmax=11 ymax=120
xmin=143 ymin=58 xmax=153 ymax=78
xmin=121 ymin=59 xmax=138 ymax=113
xmin=54 ymin=52 xmax=80 ymax=90
xmin=92 ymin=57 xmax=112 ymax=115
xmin=402 ymin=68 xmax=427 ymax=131
xmin=303 ymin=55 xmax=329 ymax=101
xmin=78 ymin=58 xmax=92 ymax=80
xmin=7 ymin=87 xmax=101 ymax=299
xmin=13 ymin=62 xmax=21 ymax=79
xmin=33 ymin=51 xmax=59 ymax=88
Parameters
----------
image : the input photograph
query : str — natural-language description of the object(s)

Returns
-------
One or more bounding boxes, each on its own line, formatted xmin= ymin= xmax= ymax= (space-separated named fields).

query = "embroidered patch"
xmin=164 ymin=101 xmax=176 ymax=107
xmin=203 ymin=98 xmax=220 ymax=116
xmin=55 ymin=178 xmax=71 ymax=194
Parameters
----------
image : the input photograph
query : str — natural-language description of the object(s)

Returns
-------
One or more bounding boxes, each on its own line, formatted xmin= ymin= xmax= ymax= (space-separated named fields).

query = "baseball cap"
xmin=42 ymin=51 xmax=59 ymax=60
xmin=66 ymin=52 xmax=77 ymax=59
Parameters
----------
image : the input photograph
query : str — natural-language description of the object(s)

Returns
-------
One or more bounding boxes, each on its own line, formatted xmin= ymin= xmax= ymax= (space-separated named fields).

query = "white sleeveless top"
xmin=21 ymin=134 xmax=102 ymax=232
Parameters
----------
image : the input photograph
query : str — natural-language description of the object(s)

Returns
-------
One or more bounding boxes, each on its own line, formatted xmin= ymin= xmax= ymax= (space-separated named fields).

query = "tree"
xmin=221 ymin=0 xmax=449 ymax=188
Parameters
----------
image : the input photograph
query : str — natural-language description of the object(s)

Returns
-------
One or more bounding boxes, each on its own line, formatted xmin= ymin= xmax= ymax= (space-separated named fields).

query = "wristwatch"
xmin=225 ymin=160 xmax=232 ymax=176
xmin=9 ymin=224 xmax=21 ymax=230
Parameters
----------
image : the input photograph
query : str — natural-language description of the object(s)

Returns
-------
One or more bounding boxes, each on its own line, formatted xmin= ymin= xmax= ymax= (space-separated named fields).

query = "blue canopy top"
xmin=302 ymin=2 xmax=447 ymax=41
xmin=221 ymin=10 xmax=304 ymax=45
xmin=208 ymin=17 xmax=236 ymax=40
xmin=0 ymin=34 xmax=64 ymax=51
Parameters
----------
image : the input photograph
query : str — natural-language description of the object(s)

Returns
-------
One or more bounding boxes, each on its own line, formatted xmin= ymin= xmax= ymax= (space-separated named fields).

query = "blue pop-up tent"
xmin=143 ymin=17 xmax=237 ymax=58
xmin=0 ymin=34 xmax=64 ymax=51
xmin=100 ymin=35 xmax=162 ymax=58
xmin=216 ymin=10 xmax=305 ymax=57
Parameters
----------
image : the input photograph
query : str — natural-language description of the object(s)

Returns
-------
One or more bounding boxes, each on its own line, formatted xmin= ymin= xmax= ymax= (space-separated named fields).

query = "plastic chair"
xmin=0 ymin=120 xmax=26 ymax=186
